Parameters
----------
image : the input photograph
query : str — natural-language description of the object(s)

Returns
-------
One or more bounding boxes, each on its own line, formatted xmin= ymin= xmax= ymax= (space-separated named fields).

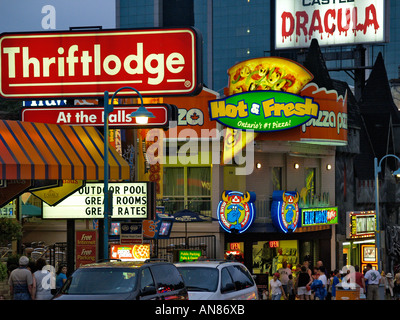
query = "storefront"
xmin=343 ymin=211 xmax=378 ymax=270
xmin=211 ymin=56 xmax=345 ymax=277
xmin=222 ymin=202 xmax=336 ymax=275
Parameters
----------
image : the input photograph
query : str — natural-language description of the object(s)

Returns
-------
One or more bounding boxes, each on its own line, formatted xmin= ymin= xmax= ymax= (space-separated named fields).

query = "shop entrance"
xmin=252 ymin=240 xmax=298 ymax=275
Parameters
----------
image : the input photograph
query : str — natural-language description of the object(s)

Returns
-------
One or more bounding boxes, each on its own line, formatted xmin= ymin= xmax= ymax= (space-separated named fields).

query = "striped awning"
xmin=0 ymin=120 xmax=130 ymax=180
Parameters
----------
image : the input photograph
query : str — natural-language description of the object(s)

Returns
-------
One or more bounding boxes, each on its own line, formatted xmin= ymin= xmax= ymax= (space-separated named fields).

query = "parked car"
xmin=53 ymin=260 xmax=188 ymax=300
xmin=175 ymin=260 xmax=258 ymax=300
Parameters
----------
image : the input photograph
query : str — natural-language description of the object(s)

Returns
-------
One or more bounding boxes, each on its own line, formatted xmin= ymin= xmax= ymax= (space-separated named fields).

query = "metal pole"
xmin=102 ymin=86 xmax=151 ymax=261
xmin=374 ymin=157 xmax=381 ymax=273
xmin=103 ymin=91 xmax=111 ymax=260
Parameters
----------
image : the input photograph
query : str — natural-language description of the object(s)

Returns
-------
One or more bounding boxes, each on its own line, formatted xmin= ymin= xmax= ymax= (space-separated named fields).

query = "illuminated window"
xmin=163 ymin=167 xmax=211 ymax=215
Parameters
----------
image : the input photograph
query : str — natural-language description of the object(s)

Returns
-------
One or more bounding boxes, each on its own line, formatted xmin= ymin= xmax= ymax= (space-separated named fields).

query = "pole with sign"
xmin=103 ymin=87 xmax=154 ymax=260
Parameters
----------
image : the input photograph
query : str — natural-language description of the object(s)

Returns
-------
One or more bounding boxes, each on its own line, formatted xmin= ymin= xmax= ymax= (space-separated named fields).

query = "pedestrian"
xmin=295 ymin=266 xmax=313 ymax=300
xmin=56 ymin=264 xmax=68 ymax=290
xmin=326 ymin=270 xmax=333 ymax=300
xmin=269 ymin=272 xmax=287 ymax=300
xmin=364 ymin=263 xmax=381 ymax=300
xmin=363 ymin=266 xmax=369 ymax=295
xmin=382 ymin=272 xmax=394 ymax=300
xmin=33 ymin=258 xmax=54 ymax=300
xmin=302 ymin=260 xmax=312 ymax=278
xmin=330 ymin=269 xmax=340 ymax=300
xmin=393 ymin=273 xmax=400 ymax=300
xmin=354 ymin=265 xmax=366 ymax=296
xmin=287 ymin=274 xmax=295 ymax=300
xmin=277 ymin=260 xmax=291 ymax=295
xmin=318 ymin=266 xmax=328 ymax=289
xmin=27 ymin=260 xmax=37 ymax=299
xmin=8 ymin=256 xmax=34 ymax=300
xmin=310 ymin=272 xmax=327 ymax=300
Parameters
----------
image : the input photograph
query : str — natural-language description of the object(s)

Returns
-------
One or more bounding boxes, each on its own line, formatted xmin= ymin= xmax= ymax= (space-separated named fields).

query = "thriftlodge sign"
xmin=0 ymin=28 xmax=202 ymax=98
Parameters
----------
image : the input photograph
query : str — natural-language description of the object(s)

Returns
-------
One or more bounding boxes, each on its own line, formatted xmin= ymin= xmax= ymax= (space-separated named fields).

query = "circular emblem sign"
xmin=271 ymin=190 xmax=300 ymax=233
xmin=217 ymin=191 xmax=256 ymax=233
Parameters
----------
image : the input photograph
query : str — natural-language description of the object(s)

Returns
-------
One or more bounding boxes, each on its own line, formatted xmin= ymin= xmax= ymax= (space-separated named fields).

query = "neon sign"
xmin=209 ymin=91 xmax=319 ymax=132
xmin=217 ymin=190 xmax=256 ymax=233
xmin=271 ymin=190 xmax=300 ymax=233
xmin=301 ymin=207 xmax=338 ymax=227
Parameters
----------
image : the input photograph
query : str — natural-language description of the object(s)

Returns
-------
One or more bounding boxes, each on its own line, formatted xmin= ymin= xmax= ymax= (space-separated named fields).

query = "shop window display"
xmin=252 ymin=240 xmax=298 ymax=275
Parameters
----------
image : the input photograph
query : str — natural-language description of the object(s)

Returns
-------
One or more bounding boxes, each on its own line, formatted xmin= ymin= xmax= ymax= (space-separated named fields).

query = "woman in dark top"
xmin=295 ymin=266 xmax=313 ymax=300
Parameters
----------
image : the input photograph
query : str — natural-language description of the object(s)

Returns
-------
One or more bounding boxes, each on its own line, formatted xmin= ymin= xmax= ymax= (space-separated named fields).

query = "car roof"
xmin=78 ymin=259 xmax=172 ymax=269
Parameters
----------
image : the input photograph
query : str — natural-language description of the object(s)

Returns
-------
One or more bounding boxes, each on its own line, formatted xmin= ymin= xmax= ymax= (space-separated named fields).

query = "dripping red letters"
xmin=277 ymin=1 xmax=385 ymax=49
xmin=282 ymin=5 xmax=379 ymax=41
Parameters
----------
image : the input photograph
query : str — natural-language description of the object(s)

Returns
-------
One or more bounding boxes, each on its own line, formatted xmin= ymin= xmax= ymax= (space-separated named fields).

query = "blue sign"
xmin=300 ymin=207 xmax=338 ymax=227
xmin=271 ymin=191 xmax=300 ymax=233
xmin=217 ymin=190 xmax=256 ymax=233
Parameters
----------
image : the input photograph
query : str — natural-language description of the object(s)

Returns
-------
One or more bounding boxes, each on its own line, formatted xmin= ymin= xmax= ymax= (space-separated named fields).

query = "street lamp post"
xmin=103 ymin=86 xmax=154 ymax=260
xmin=374 ymin=154 xmax=400 ymax=273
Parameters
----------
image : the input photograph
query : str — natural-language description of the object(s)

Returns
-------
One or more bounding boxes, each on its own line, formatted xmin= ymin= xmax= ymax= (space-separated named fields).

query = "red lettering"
xmin=296 ymin=11 xmax=309 ymax=39
xmin=324 ymin=9 xmax=336 ymax=35
xmin=364 ymin=4 xmax=380 ymax=34
xmin=338 ymin=8 xmax=351 ymax=36
xmin=352 ymin=7 xmax=362 ymax=35
xmin=279 ymin=4 xmax=381 ymax=45
xmin=281 ymin=12 xmax=294 ymax=40
xmin=309 ymin=10 xmax=323 ymax=40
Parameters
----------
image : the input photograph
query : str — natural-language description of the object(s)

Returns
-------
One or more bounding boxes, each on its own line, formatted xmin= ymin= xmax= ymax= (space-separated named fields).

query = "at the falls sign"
xmin=275 ymin=0 xmax=388 ymax=49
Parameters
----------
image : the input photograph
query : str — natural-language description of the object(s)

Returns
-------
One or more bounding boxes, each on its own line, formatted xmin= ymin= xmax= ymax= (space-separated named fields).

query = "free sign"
xmin=0 ymin=28 xmax=202 ymax=98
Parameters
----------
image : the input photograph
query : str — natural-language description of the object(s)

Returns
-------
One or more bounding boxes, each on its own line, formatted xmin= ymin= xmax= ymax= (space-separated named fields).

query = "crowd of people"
xmin=265 ymin=259 xmax=400 ymax=301
xmin=7 ymin=255 xmax=67 ymax=300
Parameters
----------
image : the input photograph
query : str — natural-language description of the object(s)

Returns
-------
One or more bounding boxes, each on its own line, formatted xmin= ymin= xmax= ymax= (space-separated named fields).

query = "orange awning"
xmin=0 ymin=120 xmax=130 ymax=180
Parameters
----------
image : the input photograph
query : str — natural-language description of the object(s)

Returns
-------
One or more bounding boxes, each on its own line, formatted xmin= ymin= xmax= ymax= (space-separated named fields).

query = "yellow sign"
xmin=33 ymin=180 xmax=84 ymax=206
xmin=222 ymin=57 xmax=313 ymax=162
xmin=179 ymin=250 xmax=202 ymax=261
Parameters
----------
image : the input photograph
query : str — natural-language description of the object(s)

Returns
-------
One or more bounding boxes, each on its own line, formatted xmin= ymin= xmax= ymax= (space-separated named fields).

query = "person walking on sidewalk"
xmin=393 ymin=273 xmax=400 ymax=300
xmin=278 ymin=261 xmax=291 ymax=296
xmin=295 ymin=266 xmax=313 ymax=300
xmin=33 ymin=258 xmax=54 ymax=300
xmin=8 ymin=256 xmax=33 ymax=300
xmin=364 ymin=263 xmax=381 ymax=300
xmin=330 ymin=269 xmax=341 ymax=300
xmin=269 ymin=272 xmax=287 ymax=300
xmin=311 ymin=272 xmax=327 ymax=300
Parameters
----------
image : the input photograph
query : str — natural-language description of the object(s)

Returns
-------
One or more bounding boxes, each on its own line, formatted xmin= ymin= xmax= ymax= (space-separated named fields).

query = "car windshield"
xmin=60 ymin=268 xmax=138 ymax=295
xmin=177 ymin=267 xmax=219 ymax=292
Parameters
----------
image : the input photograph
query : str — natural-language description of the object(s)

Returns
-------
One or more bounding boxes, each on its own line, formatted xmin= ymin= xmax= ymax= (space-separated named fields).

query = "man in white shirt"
xmin=364 ymin=263 xmax=381 ymax=300
xmin=278 ymin=261 xmax=292 ymax=295
xmin=318 ymin=266 xmax=328 ymax=288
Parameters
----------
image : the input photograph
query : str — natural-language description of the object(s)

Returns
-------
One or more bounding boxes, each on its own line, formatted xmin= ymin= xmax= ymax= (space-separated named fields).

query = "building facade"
xmin=118 ymin=0 xmax=400 ymax=274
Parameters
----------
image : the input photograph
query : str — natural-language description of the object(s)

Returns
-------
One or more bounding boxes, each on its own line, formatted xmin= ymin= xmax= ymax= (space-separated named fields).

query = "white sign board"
xmin=43 ymin=182 xmax=148 ymax=219
xmin=275 ymin=0 xmax=388 ymax=49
